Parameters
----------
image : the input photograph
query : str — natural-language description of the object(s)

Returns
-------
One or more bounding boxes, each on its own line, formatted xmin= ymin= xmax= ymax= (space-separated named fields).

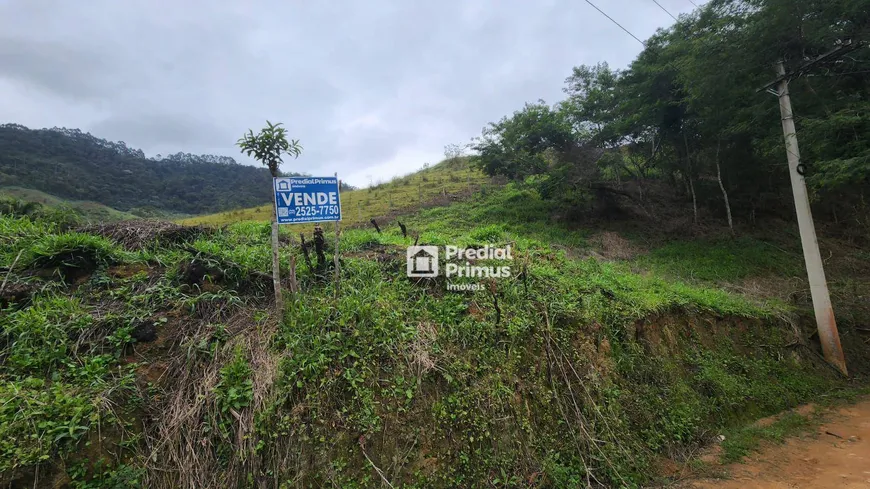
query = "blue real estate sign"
xmin=273 ymin=176 xmax=342 ymax=224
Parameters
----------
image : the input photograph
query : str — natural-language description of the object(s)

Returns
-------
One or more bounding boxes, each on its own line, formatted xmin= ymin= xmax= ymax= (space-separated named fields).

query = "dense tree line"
xmin=472 ymin=0 xmax=870 ymax=233
xmin=0 ymin=124 xmax=305 ymax=215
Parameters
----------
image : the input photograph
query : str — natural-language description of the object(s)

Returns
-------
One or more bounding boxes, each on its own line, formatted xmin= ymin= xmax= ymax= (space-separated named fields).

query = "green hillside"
xmin=0 ymin=187 xmax=136 ymax=222
xmin=0 ymin=124 xmax=290 ymax=215
xmin=2 ymin=181 xmax=869 ymax=488
xmin=180 ymin=157 xmax=492 ymax=228
xmin=3 ymin=0 xmax=870 ymax=487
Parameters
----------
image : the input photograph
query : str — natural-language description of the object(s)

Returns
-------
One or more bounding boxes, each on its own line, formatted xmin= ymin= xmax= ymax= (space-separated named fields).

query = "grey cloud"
xmin=0 ymin=0 xmax=699 ymax=187
xmin=0 ymin=38 xmax=113 ymax=100
xmin=89 ymin=112 xmax=234 ymax=154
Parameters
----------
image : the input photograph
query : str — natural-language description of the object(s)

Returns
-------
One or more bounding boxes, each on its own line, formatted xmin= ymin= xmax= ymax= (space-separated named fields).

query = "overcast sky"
xmin=0 ymin=0 xmax=697 ymax=187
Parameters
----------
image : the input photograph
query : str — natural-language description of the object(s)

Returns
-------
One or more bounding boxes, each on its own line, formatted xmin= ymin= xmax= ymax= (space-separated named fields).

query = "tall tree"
xmin=469 ymin=0 xmax=870 ymax=233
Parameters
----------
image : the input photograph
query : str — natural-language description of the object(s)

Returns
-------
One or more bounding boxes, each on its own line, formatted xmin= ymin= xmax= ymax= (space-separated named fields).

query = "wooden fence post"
xmin=334 ymin=172 xmax=341 ymax=299
xmin=270 ymin=181 xmax=283 ymax=311
xmin=287 ymin=235 xmax=299 ymax=296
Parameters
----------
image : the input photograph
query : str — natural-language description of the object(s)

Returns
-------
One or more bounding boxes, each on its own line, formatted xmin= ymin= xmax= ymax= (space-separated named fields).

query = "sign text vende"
xmin=274 ymin=177 xmax=342 ymax=224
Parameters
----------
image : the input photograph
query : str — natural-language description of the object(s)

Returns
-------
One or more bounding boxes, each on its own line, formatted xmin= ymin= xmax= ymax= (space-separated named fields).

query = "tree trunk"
xmin=690 ymin=176 xmax=698 ymax=225
xmin=683 ymin=132 xmax=698 ymax=225
xmin=715 ymin=140 xmax=733 ymax=234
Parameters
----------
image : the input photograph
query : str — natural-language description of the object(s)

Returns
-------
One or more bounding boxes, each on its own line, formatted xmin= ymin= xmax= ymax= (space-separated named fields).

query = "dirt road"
xmin=683 ymin=398 xmax=870 ymax=489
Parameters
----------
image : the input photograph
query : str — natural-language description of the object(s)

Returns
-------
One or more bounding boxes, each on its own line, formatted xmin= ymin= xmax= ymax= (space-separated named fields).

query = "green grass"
xmin=0 ymin=187 xmax=135 ymax=223
xmin=404 ymin=185 xmax=590 ymax=249
xmin=719 ymin=411 xmax=814 ymax=463
xmin=716 ymin=385 xmax=870 ymax=465
xmin=178 ymin=157 xmax=492 ymax=228
xmin=21 ymin=233 xmax=124 ymax=270
xmin=0 ymin=379 xmax=97 ymax=473
xmin=0 ymin=181 xmax=861 ymax=488
xmin=634 ymin=237 xmax=801 ymax=283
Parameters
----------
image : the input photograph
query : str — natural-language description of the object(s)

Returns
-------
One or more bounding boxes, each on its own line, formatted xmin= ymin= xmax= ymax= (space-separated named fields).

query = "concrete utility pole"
xmin=771 ymin=60 xmax=847 ymax=375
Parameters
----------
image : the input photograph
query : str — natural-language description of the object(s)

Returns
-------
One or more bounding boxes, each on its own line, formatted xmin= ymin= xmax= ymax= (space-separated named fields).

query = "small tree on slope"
xmin=237 ymin=121 xmax=302 ymax=178
xmin=236 ymin=121 xmax=303 ymax=309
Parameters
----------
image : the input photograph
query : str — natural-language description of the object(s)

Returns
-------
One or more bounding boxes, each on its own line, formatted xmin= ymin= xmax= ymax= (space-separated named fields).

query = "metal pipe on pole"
xmin=774 ymin=60 xmax=847 ymax=376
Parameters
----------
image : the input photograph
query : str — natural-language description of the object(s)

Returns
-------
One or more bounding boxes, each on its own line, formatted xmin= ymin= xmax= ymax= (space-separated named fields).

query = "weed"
xmin=215 ymin=346 xmax=254 ymax=418
xmin=69 ymin=459 xmax=145 ymax=489
xmin=719 ymin=411 xmax=813 ymax=463
xmin=0 ymin=379 xmax=95 ymax=473
xmin=0 ymin=294 xmax=93 ymax=376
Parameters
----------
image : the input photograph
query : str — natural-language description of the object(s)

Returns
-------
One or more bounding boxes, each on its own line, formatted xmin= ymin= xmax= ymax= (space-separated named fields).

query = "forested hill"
xmin=0 ymin=124 xmax=287 ymax=215
xmin=469 ymin=0 xmax=870 ymax=239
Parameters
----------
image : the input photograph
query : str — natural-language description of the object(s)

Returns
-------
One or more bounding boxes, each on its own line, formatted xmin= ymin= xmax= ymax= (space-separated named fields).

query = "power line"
xmin=686 ymin=0 xmax=699 ymax=7
xmin=757 ymin=41 xmax=865 ymax=92
xmin=651 ymin=0 xmax=678 ymax=21
xmin=582 ymin=0 xmax=646 ymax=46
xmin=653 ymin=0 xmax=680 ymax=22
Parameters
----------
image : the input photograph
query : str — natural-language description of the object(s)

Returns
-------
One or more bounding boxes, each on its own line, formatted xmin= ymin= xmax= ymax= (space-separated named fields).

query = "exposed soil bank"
xmin=682 ymin=396 xmax=870 ymax=489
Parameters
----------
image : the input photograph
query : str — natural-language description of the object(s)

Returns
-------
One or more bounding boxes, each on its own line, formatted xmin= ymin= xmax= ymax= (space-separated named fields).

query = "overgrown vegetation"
xmin=2 ymin=177 xmax=867 ymax=487
xmin=470 ymin=0 xmax=870 ymax=240
xmin=3 ymin=1 xmax=868 ymax=485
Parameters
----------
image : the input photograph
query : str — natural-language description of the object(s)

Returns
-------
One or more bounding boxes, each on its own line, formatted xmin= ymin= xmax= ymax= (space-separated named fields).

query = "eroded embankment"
xmin=2 ymin=218 xmax=867 ymax=489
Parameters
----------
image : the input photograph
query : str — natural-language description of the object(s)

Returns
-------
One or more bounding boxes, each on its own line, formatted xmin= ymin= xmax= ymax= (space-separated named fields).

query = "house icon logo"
xmin=276 ymin=180 xmax=291 ymax=191
xmin=406 ymin=246 xmax=439 ymax=278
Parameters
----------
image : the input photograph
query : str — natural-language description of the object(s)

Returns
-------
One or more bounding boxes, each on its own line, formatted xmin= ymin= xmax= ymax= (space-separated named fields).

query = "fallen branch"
xmin=359 ymin=440 xmax=396 ymax=489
